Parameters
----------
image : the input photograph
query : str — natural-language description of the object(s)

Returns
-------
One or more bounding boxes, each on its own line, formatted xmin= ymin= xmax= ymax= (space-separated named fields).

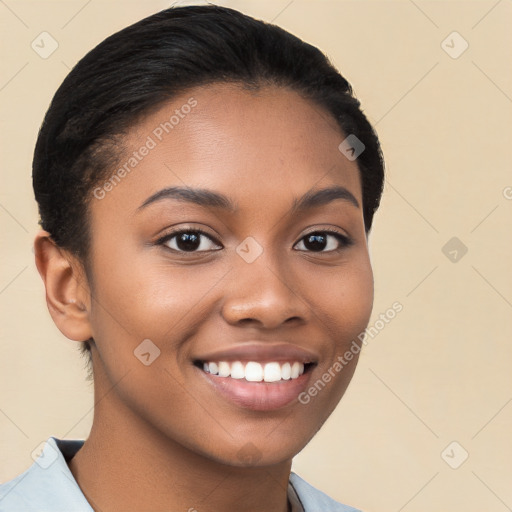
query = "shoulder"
xmin=289 ymin=472 xmax=362 ymax=512
xmin=0 ymin=437 xmax=91 ymax=512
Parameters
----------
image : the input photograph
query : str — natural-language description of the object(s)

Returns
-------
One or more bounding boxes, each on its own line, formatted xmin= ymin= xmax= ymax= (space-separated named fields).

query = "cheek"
xmin=313 ymin=253 xmax=374 ymax=351
xmin=88 ymin=253 xmax=226 ymax=348
xmin=295 ymin=254 xmax=373 ymax=426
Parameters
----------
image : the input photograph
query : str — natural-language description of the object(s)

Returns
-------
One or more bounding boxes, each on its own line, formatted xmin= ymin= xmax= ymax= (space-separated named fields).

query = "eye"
xmin=294 ymin=230 xmax=353 ymax=253
xmin=157 ymin=229 xmax=222 ymax=253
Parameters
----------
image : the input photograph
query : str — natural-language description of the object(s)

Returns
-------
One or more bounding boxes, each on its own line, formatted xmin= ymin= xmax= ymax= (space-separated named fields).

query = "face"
xmin=84 ymin=82 xmax=373 ymax=467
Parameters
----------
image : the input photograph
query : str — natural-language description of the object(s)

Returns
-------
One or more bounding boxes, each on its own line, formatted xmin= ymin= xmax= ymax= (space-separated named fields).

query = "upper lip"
xmin=194 ymin=342 xmax=319 ymax=364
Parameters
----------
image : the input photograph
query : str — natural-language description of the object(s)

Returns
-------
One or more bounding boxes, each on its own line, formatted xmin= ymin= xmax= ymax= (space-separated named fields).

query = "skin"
xmin=34 ymin=82 xmax=374 ymax=512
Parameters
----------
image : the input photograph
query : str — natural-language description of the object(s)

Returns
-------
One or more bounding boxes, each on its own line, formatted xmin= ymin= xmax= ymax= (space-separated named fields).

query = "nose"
xmin=221 ymin=255 xmax=311 ymax=329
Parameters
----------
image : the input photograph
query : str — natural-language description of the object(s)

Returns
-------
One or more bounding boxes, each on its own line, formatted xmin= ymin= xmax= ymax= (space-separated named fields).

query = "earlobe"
xmin=33 ymin=230 xmax=93 ymax=342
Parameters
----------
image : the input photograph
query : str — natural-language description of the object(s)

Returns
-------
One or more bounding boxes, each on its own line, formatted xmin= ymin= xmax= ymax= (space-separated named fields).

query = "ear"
xmin=34 ymin=230 xmax=93 ymax=342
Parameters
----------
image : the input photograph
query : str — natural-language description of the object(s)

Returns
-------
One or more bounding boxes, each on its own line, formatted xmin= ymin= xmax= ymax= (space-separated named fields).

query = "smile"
xmin=200 ymin=360 xmax=308 ymax=382
xmin=194 ymin=359 xmax=317 ymax=411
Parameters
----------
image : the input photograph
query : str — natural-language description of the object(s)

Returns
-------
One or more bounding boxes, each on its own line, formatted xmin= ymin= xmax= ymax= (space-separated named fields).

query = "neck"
xmin=68 ymin=358 xmax=292 ymax=512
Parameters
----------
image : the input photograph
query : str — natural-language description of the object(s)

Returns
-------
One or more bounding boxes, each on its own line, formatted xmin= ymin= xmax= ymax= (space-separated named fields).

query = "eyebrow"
xmin=137 ymin=186 xmax=237 ymax=212
xmin=137 ymin=185 xmax=360 ymax=213
xmin=290 ymin=185 xmax=360 ymax=213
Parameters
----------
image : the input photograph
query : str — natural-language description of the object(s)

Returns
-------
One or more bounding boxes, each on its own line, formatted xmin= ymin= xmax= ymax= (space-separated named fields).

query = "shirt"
xmin=0 ymin=437 xmax=361 ymax=512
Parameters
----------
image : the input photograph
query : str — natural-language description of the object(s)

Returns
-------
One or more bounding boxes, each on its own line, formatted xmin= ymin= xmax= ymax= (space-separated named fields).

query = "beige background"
xmin=1 ymin=1 xmax=511 ymax=511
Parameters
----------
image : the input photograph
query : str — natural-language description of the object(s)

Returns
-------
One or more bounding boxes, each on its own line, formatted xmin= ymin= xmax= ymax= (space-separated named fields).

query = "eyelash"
xmin=156 ymin=227 xmax=353 ymax=254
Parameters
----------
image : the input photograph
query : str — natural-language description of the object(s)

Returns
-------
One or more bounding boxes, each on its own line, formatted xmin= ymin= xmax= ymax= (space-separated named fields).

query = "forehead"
xmin=93 ymin=82 xmax=362 ymax=215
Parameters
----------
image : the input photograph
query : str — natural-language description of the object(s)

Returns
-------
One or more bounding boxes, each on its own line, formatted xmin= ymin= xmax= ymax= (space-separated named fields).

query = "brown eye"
xmin=159 ymin=230 xmax=222 ymax=253
xmin=294 ymin=231 xmax=352 ymax=253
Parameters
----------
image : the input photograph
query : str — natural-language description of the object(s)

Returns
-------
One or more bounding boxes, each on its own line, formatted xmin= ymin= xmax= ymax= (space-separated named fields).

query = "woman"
xmin=0 ymin=5 xmax=384 ymax=511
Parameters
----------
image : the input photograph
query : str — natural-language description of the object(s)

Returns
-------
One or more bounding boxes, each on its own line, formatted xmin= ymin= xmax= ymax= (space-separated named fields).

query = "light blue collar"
xmin=0 ymin=437 xmax=360 ymax=512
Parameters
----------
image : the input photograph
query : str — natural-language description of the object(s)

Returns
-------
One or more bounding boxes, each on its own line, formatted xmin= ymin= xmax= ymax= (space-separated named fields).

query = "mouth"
xmin=192 ymin=345 xmax=318 ymax=411
xmin=194 ymin=360 xmax=316 ymax=382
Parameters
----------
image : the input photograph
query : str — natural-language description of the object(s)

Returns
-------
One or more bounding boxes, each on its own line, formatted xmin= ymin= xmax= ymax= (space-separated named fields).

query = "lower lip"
xmin=197 ymin=366 xmax=313 ymax=411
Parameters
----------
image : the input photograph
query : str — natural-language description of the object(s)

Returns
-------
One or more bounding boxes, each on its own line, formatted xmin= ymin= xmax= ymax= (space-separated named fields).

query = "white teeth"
xmin=263 ymin=362 xmax=281 ymax=382
xmin=202 ymin=361 xmax=306 ymax=382
xmin=245 ymin=362 xmax=263 ymax=382
xmin=290 ymin=362 xmax=301 ymax=379
xmin=218 ymin=361 xmax=230 ymax=377
xmin=230 ymin=361 xmax=245 ymax=379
